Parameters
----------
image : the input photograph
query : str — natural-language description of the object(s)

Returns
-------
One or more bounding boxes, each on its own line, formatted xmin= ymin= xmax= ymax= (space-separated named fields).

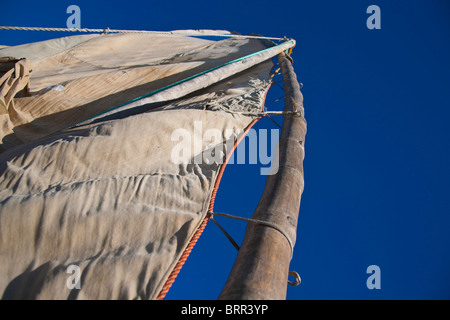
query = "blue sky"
xmin=1 ymin=0 xmax=449 ymax=300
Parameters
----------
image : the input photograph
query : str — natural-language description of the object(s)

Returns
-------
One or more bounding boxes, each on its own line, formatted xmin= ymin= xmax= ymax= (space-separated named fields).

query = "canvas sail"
xmin=0 ymin=30 xmax=295 ymax=299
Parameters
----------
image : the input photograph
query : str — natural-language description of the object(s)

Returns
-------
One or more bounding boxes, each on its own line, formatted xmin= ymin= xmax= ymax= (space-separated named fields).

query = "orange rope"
xmin=156 ymin=81 xmax=273 ymax=300
xmin=156 ymin=213 xmax=211 ymax=300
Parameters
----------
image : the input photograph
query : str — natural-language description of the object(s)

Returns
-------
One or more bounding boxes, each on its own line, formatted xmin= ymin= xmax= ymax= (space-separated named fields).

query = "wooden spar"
xmin=218 ymin=51 xmax=306 ymax=300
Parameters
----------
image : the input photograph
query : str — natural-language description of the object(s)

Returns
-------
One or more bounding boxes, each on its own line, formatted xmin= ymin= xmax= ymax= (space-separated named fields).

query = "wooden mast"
xmin=218 ymin=51 xmax=306 ymax=300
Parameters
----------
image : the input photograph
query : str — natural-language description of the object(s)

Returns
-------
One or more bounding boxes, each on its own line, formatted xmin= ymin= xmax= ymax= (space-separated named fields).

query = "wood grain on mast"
xmin=218 ymin=51 xmax=306 ymax=300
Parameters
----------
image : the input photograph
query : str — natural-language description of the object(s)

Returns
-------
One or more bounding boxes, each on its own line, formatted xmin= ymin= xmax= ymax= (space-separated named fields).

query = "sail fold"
xmin=0 ymin=31 xmax=287 ymax=299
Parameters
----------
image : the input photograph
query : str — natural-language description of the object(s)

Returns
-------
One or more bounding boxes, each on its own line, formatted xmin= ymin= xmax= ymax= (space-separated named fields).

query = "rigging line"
xmin=274 ymin=95 xmax=285 ymax=102
xmin=219 ymin=110 xmax=300 ymax=117
xmin=273 ymin=81 xmax=285 ymax=91
xmin=210 ymin=217 xmax=241 ymax=251
xmin=0 ymin=26 xmax=286 ymax=41
xmin=269 ymin=65 xmax=281 ymax=77
xmin=271 ymin=80 xmax=284 ymax=85
xmin=208 ymin=211 xmax=294 ymax=258
xmin=212 ymin=214 xmax=301 ymax=287
xmin=265 ymin=112 xmax=282 ymax=129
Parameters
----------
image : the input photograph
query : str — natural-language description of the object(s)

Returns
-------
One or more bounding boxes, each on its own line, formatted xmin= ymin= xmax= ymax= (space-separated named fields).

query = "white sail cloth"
xmin=0 ymin=32 xmax=286 ymax=299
